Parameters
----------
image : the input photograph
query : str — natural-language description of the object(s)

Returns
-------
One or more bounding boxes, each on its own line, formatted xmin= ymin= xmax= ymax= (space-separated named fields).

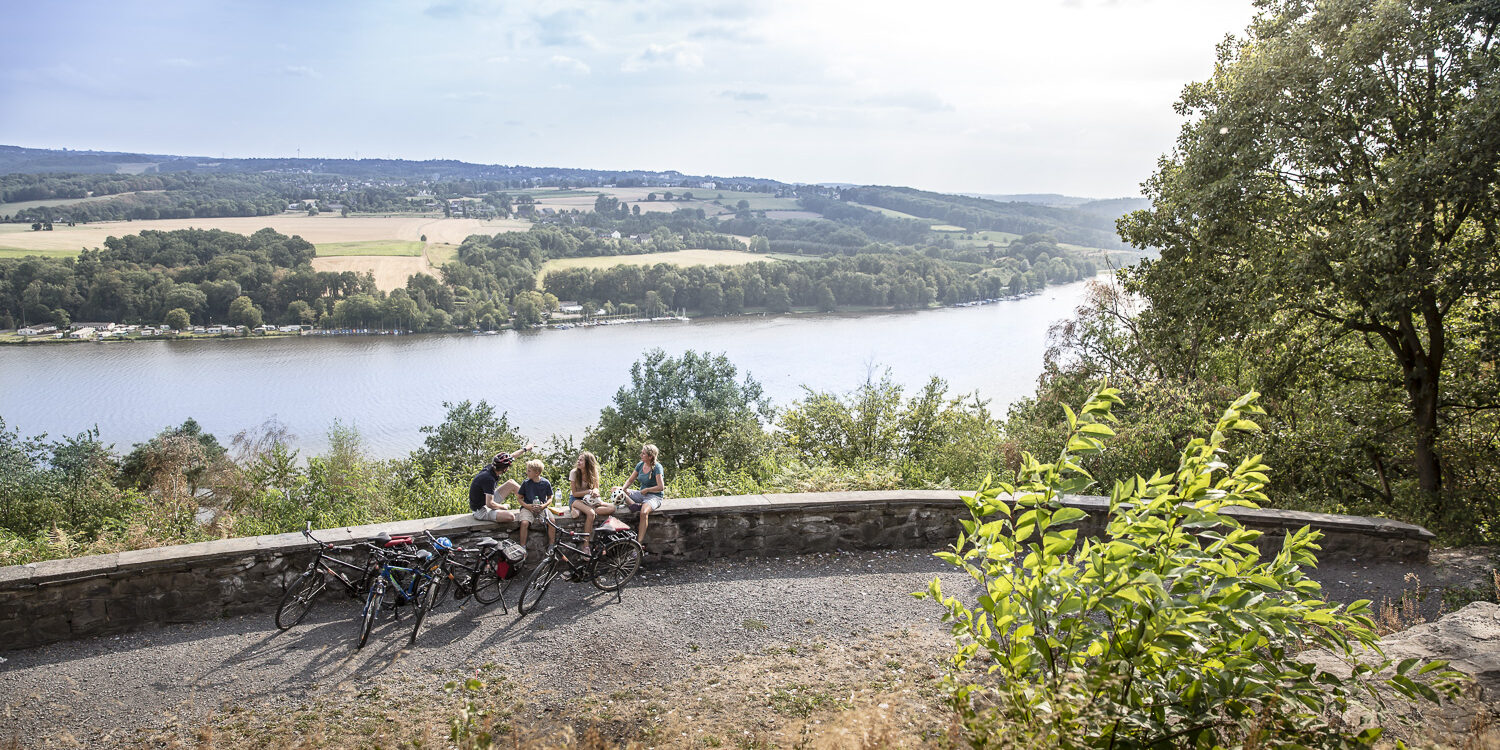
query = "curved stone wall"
xmin=0 ymin=491 xmax=1433 ymax=651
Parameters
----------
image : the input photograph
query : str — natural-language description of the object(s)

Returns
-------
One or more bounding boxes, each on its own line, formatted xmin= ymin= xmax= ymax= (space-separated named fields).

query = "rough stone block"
xmin=67 ymin=598 xmax=109 ymax=632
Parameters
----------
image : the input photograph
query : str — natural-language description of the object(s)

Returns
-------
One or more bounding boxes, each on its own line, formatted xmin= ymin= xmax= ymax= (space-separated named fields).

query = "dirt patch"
xmin=310 ymin=255 xmax=433 ymax=292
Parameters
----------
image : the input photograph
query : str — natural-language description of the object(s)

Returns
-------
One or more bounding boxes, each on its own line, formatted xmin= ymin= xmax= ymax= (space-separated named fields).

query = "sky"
xmin=0 ymin=0 xmax=1258 ymax=199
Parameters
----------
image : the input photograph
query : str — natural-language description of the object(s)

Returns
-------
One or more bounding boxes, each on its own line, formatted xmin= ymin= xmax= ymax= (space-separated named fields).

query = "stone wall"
xmin=0 ymin=491 xmax=1434 ymax=651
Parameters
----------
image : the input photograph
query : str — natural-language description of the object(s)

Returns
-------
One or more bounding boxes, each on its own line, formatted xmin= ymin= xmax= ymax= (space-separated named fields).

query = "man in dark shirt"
xmin=469 ymin=443 xmax=535 ymax=523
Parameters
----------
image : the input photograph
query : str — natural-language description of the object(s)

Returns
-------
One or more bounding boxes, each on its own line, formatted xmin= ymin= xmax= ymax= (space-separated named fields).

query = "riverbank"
xmin=0 ymin=286 xmax=1064 ymax=346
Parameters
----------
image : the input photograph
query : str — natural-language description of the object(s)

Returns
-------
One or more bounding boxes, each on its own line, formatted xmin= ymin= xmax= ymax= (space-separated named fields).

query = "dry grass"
xmin=0 ymin=215 xmax=532 ymax=253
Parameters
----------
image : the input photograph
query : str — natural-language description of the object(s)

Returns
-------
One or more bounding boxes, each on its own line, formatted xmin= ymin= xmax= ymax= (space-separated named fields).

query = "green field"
xmin=314 ymin=240 xmax=424 ymax=257
xmin=426 ymin=243 xmax=461 ymax=267
xmin=698 ymin=189 xmax=804 ymax=211
xmin=539 ymin=249 xmax=775 ymax=284
xmin=845 ymin=201 xmax=923 ymax=220
xmin=0 ymin=247 xmax=80 ymax=259
xmin=930 ymin=224 xmax=967 ymax=232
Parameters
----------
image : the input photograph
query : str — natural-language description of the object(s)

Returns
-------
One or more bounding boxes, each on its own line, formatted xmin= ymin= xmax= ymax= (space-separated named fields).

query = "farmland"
xmin=315 ymin=240 xmax=424 ymax=257
xmin=310 ymin=255 xmax=435 ymax=292
xmin=0 ymin=214 xmax=532 ymax=255
xmin=539 ymin=248 xmax=774 ymax=284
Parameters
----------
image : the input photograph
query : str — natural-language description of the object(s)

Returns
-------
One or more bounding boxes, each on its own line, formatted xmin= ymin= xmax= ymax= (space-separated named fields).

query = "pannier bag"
xmin=494 ymin=538 xmax=527 ymax=580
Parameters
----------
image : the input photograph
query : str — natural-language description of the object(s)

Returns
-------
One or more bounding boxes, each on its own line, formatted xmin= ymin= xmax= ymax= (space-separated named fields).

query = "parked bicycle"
xmin=516 ymin=507 xmax=643 ymax=615
xmin=357 ymin=540 xmax=441 ymax=649
xmin=424 ymin=530 xmax=528 ymax=612
xmin=275 ymin=524 xmax=409 ymax=631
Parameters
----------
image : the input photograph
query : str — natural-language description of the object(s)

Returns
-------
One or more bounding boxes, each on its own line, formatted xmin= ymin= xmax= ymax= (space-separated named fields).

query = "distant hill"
xmin=964 ymin=192 xmax=1096 ymax=207
xmin=1076 ymin=197 xmax=1151 ymax=220
xmin=840 ymin=186 xmax=1127 ymax=248
xmin=0 ymin=144 xmax=784 ymax=192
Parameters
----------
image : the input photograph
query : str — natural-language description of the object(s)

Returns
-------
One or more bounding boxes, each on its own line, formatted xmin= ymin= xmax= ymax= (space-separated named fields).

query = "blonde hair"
xmin=641 ymin=443 xmax=659 ymax=463
xmin=525 ymin=459 xmax=544 ymax=475
xmin=573 ymin=451 xmax=600 ymax=491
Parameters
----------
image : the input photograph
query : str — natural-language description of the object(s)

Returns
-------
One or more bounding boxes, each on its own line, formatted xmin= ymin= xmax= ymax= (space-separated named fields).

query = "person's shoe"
xmin=579 ymin=544 xmax=592 ymax=557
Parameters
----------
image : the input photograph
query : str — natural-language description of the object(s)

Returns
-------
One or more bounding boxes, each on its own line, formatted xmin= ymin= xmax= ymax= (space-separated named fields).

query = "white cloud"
xmin=547 ymin=55 xmax=591 ymax=75
xmin=621 ymin=42 xmax=704 ymax=73
xmin=858 ymin=91 xmax=954 ymax=113
xmin=281 ymin=65 xmax=319 ymax=78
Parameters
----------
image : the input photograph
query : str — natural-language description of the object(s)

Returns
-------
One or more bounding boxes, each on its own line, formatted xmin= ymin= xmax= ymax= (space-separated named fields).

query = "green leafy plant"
xmin=919 ymin=385 xmax=1461 ymax=747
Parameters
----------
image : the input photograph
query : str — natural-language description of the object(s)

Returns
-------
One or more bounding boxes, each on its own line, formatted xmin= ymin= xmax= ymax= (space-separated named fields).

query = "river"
xmin=0 ymin=280 xmax=1094 ymax=458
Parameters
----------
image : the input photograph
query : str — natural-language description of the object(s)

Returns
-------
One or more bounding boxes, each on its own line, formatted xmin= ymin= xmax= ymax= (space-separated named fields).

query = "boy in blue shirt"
xmin=517 ymin=459 xmax=553 ymax=550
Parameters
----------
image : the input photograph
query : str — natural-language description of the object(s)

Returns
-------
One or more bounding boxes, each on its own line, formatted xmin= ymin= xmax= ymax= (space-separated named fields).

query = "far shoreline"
xmin=0 ymin=283 xmax=1080 ymax=348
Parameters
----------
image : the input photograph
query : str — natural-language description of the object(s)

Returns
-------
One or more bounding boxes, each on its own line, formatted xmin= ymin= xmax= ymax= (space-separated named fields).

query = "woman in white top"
xmin=568 ymin=450 xmax=615 ymax=555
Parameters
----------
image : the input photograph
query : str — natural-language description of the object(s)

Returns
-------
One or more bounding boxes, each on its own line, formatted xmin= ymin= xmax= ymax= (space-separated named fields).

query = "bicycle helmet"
xmin=491 ymin=452 xmax=513 ymax=472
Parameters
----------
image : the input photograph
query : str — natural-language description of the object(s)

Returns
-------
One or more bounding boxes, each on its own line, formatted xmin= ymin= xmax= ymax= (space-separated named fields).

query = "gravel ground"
xmin=0 ymin=546 xmax=1494 ymax=748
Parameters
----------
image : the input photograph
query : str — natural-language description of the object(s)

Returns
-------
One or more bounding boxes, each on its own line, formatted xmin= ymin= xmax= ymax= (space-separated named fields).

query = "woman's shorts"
xmin=624 ymin=490 xmax=664 ymax=511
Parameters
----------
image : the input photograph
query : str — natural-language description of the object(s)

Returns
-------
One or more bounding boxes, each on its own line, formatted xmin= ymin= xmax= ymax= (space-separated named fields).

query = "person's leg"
xmin=573 ymin=501 xmax=597 ymax=552
xmin=518 ymin=519 xmax=529 ymax=547
xmin=595 ymin=502 xmax=615 ymax=517
xmin=638 ymin=503 xmax=651 ymax=543
xmin=495 ymin=479 xmax=521 ymax=501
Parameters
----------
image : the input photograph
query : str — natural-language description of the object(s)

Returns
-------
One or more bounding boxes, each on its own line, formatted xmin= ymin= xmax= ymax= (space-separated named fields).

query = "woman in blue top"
xmin=614 ymin=443 xmax=665 ymax=544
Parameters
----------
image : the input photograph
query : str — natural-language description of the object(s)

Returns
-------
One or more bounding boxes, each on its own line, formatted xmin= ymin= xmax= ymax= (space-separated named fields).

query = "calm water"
xmin=0 ymin=280 xmax=1093 ymax=457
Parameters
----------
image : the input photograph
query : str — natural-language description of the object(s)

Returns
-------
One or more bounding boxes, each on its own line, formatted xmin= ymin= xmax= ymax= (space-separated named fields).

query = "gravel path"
xmin=0 ymin=546 xmax=1492 ymax=748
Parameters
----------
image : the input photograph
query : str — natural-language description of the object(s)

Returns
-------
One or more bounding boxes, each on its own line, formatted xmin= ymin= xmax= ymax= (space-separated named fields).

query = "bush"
xmin=920 ymin=385 xmax=1461 ymax=747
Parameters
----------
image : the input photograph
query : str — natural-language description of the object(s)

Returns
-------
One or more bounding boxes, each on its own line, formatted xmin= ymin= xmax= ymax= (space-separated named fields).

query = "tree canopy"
xmin=1120 ymin=0 xmax=1500 ymax=517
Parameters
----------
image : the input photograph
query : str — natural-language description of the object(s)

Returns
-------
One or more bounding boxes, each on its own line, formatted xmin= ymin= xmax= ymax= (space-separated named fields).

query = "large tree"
xmin=1121 ymin=0 xmax=1500 ymax=507
xmin=585 ymin=349 xmax=773 ymax=474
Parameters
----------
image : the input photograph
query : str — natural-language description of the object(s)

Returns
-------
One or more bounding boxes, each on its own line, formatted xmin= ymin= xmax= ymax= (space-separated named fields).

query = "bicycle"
xmin=424 ymin=531 xmax=528 ymax=612
xmin=515 ymin=507 xmax=643 ymax=616
xmin=275 ymin=524 xmax=406 ymax=631
xmin=357 ymin=542 xmax=440 ymax=649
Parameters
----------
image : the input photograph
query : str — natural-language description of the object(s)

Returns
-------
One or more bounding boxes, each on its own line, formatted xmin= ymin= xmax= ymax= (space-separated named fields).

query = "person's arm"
xmin=640 ymin=465 xmax=664 ymax=494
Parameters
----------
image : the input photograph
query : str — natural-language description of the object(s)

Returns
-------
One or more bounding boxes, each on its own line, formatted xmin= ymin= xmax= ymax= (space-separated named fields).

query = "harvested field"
xmin=315 ymin=240 xmax=424 ymax=257
xmin=0 ymin=215 xmax=531 ymax=254
xmin=929 ymin=224 xmax=966 ymax=232
xmin=310 ymin=254 xmax=433 ymax=291
xmin=539 ymin=248 xmax=773 ymax=282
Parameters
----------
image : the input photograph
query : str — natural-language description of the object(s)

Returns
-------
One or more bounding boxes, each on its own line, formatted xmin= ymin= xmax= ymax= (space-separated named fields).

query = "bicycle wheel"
xmin=357 ymin=579 xmax=384 ymax=649
xmin=409 ymin=576 xmax=439 ymax=645
xmin=471 ymin=551 xmax=505 ymax=605
xmin=517 ymin=556 xmax=560 ymax=615
xmin=591 ymin=539 xmax=643 ymax=592
xmin=275 ymin=572 xmax=325 ymax=630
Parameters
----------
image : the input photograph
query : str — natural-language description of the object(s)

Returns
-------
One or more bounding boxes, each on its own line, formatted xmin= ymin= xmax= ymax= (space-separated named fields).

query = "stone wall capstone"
xmin=0 ymin=491 xmax=1434 ymax=651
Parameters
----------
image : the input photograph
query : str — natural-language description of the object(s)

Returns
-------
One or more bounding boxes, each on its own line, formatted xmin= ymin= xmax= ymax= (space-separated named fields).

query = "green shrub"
xmin=920 ymin=385 xmax=1461 ymax=747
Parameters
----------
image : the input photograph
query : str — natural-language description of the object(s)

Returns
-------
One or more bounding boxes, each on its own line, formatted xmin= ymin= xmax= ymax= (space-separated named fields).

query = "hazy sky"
xmin=1 ymin=0 xmax=1257 ymax=198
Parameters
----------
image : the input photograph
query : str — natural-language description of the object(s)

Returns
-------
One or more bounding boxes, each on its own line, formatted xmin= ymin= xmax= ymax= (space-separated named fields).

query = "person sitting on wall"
xmin=470 ymin=444 xmax=535 ymax=523
xmin=517 ymin=459 xmax=553 ymax=552
xmin=614 ymin=443 xmax=665 ymax=545
xmin=569 ymin=450 xmax=615 ymax=556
